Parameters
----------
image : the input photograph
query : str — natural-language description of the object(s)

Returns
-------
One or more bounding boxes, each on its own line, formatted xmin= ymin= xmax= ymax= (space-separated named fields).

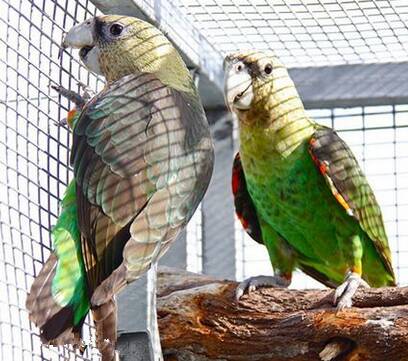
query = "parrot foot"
xmin=235 ymin=275 xmax=290 ymax=301
xmin=333 ymin=271 xmax=369 ymax=310
xmin=51 ymin=81 xmax=94 ymax=108
xmin=77 ymin=81 xmax=96 ymax=101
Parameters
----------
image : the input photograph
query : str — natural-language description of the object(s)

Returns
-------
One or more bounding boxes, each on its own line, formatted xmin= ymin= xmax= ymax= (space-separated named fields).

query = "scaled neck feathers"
xmin=100 ymin=38 xmax=193 ymax=94
xmin=239 ymin=67 xmax=316 ymax=158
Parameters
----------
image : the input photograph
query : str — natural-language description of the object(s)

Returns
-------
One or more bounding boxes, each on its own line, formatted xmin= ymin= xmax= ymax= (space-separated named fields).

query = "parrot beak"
xmin=224 ymin=59 xmax=253 ymax=112
xmin=59 ymin=18 xmax=102 ymax=75
xmin=60 ymin=18 xmax=95 ymax=51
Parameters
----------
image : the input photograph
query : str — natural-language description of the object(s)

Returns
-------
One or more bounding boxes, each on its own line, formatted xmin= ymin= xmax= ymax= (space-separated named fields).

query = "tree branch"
xmin=157 ymin=267 xmax=408 ymax=361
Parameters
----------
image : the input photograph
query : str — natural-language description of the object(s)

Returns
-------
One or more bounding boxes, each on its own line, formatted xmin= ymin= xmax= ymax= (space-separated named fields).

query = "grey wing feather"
xmin=71 ymin=73 xmax=213 ymax=300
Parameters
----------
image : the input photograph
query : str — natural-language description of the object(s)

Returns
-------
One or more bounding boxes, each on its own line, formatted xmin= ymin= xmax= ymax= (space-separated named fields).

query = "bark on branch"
xmin=157 ymin=267 xmax=408 ymax=361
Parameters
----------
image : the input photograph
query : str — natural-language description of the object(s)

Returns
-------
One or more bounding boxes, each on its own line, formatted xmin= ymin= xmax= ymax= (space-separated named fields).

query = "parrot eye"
xmin=264 ymin=64 xmax=273 ymax=75
xmin=109 ymin=23 xmax=124 ymax=36
xmin=234 ymin=62 xmax=244 ymax=73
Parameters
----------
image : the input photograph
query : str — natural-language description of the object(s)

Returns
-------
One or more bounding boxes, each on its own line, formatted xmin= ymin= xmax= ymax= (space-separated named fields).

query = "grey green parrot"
xmin=26 ymin=15 xmax=213 ymax=360
xmin=225 ymin=50 xmax=395 ymax=309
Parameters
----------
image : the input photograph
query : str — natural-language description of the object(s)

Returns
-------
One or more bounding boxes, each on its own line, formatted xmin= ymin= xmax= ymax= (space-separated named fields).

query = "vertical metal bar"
xmin=201 ymin=111 xmax=236 ymax=279
xmin=159 ymin=231 xmax=187 ymax=269
xmin=392 ymin=105 xmax=400 ymax=282
xmin=147 ymin=264 xmax=162 ymax=361
xmin=117 ymin=267 xmax=160 ymax=361
xmin=154 ymin=0 xmax=161 ymax=25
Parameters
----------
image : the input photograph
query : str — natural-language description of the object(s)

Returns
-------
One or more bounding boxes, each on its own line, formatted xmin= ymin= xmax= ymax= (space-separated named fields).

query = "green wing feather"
xmin=232 ymin=152 xmax=337 ymax=288
xmin=26 ymin=109 xmax=90 ymax=345
xmin=51 ymin=180 xmax=89 ymax=325
xmin=308 ymin=126 xmax=395 ymax=282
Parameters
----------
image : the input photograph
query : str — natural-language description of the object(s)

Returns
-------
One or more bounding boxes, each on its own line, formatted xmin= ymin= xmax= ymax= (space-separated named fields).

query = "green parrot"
xmin=224 ymin=50 xmax=395 ymax=309
xmin=26 ymin=15 xmax=213 ymax=360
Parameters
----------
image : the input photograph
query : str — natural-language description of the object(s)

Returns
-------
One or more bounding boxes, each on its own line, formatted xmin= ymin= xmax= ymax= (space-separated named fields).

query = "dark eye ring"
xmin=264 ymin=64 xmax=273 ymax=75
xmin=109 ymin=23 xmax=124 ymax=36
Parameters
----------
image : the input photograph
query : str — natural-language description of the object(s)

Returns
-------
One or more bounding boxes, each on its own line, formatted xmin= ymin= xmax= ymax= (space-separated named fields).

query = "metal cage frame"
xmin=1 ymin=0 xmax=408 ymax=360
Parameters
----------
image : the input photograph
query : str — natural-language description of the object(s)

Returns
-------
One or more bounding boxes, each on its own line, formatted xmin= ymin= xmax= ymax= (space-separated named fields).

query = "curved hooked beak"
xmin=224 ymin=62 xmax=253 ymax=112
xmin=59 ymin=18 xmax=96 ymax=59
xmin=59 ymin=18 xmax=102 ymax=75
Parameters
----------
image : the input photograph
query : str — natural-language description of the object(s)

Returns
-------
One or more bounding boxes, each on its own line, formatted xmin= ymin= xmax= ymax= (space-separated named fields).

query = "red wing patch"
xmin=232 ymin=153 xmax=263 ymax=243
xmin=67 ymin=108 xmax=78 ymax=130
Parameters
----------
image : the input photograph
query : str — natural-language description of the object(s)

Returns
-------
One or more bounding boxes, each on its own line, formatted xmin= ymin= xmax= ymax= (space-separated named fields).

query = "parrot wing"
xmin=71 ymin=72 xmax=209 ymax=297
xmin=232 ymin=152 xmax=337 ymax=287
xmin=232 ymin=152 xmax=263 ymax=244
xmin=308 ymin=126 xmax=395 ymax=282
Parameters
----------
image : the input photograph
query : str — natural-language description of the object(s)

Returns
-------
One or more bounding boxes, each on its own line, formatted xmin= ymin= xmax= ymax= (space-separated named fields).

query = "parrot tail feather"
xmin=26 ymin=252 xmax=84 ymax=347
xmin=92 ymin=298 xmax=118 ymax=361
xmin=26 ymin=181 xmax=90 ymax=347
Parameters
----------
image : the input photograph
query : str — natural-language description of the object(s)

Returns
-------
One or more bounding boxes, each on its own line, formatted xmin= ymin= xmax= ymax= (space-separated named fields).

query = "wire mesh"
xmin=186 ymin=206 xmax=203 ymax=274
xmin=236 ymin=104 xmax=408 ymax=288
xmin=2 ymin=0 xmax=408 ymax=360
xmin=179 ymin=0 xmax=408 ymax=67
xmin=0 ymin=0 xmax=105 ymax=360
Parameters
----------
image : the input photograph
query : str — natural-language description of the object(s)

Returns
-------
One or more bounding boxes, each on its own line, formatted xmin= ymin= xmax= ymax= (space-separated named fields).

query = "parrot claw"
xmin=51 ymin=84 xmax=85 ymax=107
xmin=77 ymin=81 xmax=96 ymax=100
xmin=235 ymin=275 xmax=290 ymax=301
xmin=59 ymin=117 xmax=68 ymax=126
xmin=50 ymin=82 xmax=94 ymax=108
xmin=333 ymin=271 xmax=369 ymax=310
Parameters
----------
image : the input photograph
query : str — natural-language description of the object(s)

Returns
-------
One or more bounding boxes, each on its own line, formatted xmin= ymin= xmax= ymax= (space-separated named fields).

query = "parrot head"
xmin=224 ymin=50 xmax=303 ymax=125
xmin=61 ymin=15 xmax=191 ymax=90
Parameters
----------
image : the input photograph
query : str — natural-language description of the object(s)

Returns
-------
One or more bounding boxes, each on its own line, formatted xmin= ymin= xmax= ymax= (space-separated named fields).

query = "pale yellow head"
xmin=61 ymin=15 xmax=192 ymax=92
xmin=224 ymin=50 xmax=304 ymax=126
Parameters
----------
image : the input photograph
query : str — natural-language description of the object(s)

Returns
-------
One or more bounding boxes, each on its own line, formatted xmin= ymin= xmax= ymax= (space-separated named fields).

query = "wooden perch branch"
xmin=156 ymin=267 xmax=408 ymax=361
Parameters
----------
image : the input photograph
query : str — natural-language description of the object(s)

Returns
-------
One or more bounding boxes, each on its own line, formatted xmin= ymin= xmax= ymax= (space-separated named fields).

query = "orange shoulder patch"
xmin=309 ymin=137 xmax=353 ymax=216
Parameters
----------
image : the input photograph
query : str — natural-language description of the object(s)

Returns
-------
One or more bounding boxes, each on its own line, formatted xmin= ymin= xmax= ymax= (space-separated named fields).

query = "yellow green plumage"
xmin=51 ymin=181 xmax=89 ymax=325
xmin=226 ymin=51 xmax=395 ymax=307
xmin=26 ymin=15 xmax=213 ymax=360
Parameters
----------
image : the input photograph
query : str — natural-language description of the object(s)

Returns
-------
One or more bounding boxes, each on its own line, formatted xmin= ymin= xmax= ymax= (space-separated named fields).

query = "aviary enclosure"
xmin=1 ymin=0 xmax=408 ymax=360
